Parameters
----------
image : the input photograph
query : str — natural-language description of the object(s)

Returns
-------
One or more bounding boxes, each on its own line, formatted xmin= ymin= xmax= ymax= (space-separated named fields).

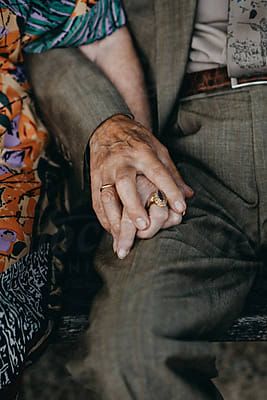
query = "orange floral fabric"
xmin=0 ymin=9 xmax=48 ymax=271
xmin=0 ymin=0 xmax=126 ymax=271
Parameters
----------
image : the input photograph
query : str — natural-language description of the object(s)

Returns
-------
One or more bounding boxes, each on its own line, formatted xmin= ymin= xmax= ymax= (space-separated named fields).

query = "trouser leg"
xmin=67 ymin=185 xmax=258 ymax=399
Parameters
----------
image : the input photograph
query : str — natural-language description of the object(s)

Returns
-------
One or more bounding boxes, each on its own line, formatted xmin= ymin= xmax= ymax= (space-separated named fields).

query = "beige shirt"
xmin=187 ymin=0 xmax=228 ymax=73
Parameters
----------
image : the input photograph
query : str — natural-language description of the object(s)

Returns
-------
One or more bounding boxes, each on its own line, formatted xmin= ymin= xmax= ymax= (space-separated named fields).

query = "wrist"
xmin=89 ymin=113 xmax=133 ymax=146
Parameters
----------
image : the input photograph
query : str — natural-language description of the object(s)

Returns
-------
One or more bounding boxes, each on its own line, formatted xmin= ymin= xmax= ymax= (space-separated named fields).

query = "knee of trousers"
xmin=80 ymin=278 xmax=215 ymax=363
xmin=67 ymin=281 xmax=219 ymax=398
xmin=110 ymin=275 xmax=218 ymax=342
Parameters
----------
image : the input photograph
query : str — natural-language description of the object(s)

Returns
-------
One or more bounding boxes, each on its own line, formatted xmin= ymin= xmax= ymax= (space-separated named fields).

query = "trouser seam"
xmin=248 ymin=89 xmax=261 ymax=249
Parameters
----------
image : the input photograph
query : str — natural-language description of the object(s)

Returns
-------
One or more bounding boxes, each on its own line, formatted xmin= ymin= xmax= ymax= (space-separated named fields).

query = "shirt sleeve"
xmin=21 ymin=0 xmax=127 ymax=53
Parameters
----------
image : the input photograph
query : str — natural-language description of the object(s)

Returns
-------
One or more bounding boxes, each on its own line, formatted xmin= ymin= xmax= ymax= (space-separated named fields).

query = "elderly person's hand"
xmin=90 ymin=114 xmax=193 ymax=258
xmin=115 ymin=174 xmax=186 ymax=258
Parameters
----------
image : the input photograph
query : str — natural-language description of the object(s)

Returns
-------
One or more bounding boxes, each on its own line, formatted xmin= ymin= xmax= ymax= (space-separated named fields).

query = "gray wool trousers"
xmin=67 ymin=86 xmax=266 ymax=399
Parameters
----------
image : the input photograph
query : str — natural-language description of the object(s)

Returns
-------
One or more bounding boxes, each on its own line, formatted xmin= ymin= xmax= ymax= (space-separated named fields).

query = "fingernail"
xmin=136 ymin=217 xmax=147 ymax=230
xmin=188 ymin=187 xmax=194 ymax=194
xmin=118 ymin=249 xmax=128 ymax=259
xmin=175 ymin=200 xmax=186 ymax=213
xmin=186 ymin=186 xmax=194 ymax=196
xmin=182 ymin=210 xmax=186 ymax=216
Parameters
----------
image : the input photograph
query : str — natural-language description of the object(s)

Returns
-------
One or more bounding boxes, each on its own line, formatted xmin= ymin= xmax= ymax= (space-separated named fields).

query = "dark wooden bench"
xmin=51 ymin=268 xmax=267 ymax=343
xmin=215 ymin=272 xmax=267 ymax=341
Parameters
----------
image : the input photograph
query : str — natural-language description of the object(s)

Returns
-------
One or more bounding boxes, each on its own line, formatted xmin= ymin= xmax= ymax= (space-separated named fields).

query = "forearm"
xmin=26 ymin=48 xmax=131 ymax=187
xmin=80 ymin=27 xmax=152 ymax=129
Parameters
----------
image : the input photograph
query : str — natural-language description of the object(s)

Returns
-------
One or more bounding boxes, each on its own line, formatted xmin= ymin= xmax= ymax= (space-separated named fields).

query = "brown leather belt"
xmin=180 ymin=67 xmax=267 ymax=98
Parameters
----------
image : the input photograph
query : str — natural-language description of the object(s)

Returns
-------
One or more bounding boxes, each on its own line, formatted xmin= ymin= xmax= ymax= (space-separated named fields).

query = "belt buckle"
xmin=231 ymin=77 xmax=267 ymax=89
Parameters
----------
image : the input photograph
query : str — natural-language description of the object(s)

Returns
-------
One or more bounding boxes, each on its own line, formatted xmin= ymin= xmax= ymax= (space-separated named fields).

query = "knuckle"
xmin=160 ymin=145 xmax=170 ymax=159
xmin=128 ymin=208 xmax=146 ymax=222
xmin=101 ymin=188 xmax=115 ymax=203
xmin=152 ymin=210 xmax=166 ymax=223
xmin=137 ymin=141 xmax=153 ymax=152
xmin=102 ymin=223 xmax=110 ymax=232
xmin=129 ymin=140 xmax=153 ymax=158
xmin=140 ymin=145 xmax=155 ymax=159
xmin=171 ymin=214 xmax=182 ymax=225
xmin=122 ymin=216 xmax=134 ymax=226
xmin=111 ymin=223 xmax=121 ymax=235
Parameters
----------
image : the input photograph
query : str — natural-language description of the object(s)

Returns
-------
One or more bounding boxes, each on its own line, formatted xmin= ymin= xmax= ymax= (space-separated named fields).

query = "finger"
xmin=90 ymin=169 xmax=111 ymax=232
xmin=117 ymin=209 xmax=137 ymax=259
xmin=166 ymin=162 xmax=194 ymax=198
xmin=137 ymin=204 xmax=169 ymax=239
xmin=136 ymin=174 xmax=156 ymax=203
xmin=138 ymin=154 xmax=187 ymax=214
xmin=115 ymin=167 xmax=150 ymax=231
xmin=100 ymin=186 xmax=122 ymax=252
xmin=157 ymin=146 xmax=194 ymax=198
xmin=162 ymin=209 xmax=183 ymax=229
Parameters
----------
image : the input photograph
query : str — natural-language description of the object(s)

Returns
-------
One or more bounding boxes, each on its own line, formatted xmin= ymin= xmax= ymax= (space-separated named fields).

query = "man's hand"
xmin=90 ymin=114 xmax=193 ymax=256
xmin=116 ymin=174 xmax=184 ymax=259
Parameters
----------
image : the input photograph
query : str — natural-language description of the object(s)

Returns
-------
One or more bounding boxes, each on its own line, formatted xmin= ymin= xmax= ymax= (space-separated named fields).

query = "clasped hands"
xmin=90 ymin=115 xmax=193 ymax=259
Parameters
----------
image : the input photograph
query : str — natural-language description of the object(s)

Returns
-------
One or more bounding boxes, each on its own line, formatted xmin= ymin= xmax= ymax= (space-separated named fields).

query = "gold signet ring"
xmin=146 ymin=190 xmax=168 ymax=209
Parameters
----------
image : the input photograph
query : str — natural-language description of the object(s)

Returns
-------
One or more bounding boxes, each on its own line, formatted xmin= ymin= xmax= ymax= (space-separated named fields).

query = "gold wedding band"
xmin=146 ymin=190 xmax=168 ymax=209
xmin=100 ymin=183 xmax=114 ymax=192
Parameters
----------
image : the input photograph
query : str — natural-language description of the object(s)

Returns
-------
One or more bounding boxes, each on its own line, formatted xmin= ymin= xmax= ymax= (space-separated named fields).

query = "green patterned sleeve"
xmin=22 ymin=0 xmax=127 ymax=53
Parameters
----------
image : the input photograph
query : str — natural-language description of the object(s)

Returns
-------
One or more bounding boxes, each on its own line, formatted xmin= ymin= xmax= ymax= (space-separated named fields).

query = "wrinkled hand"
xmin=89 ymin=114 xmax=193 ymax=257
xmin=116 ymin=174 xmax=184 ymax=258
